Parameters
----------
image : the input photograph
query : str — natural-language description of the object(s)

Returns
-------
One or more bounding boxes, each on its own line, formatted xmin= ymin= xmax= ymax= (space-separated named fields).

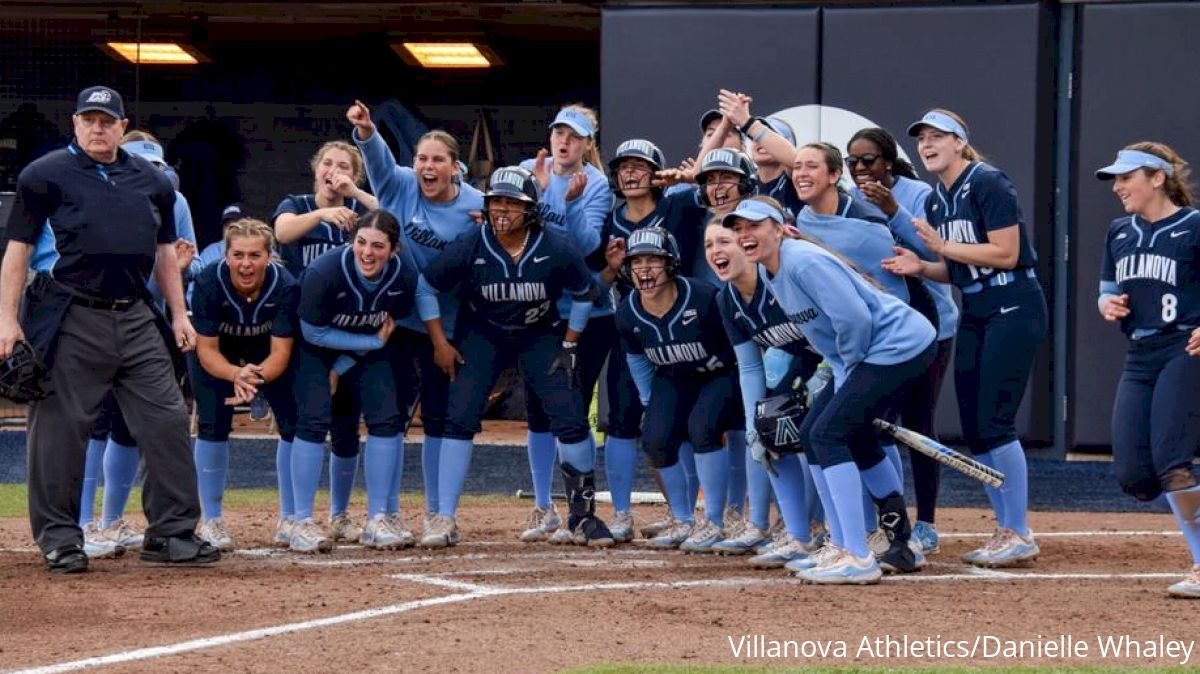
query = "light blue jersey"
xmin=766 ymin=238 xmax=935 ymax=387
xmin=356 ymin=129 xmax=484 ymax=337
xmin=796 ymin=204 xmax=909 ymax=301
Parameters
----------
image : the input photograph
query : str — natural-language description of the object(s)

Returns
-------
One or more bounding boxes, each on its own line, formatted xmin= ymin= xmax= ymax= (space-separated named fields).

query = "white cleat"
xmin=198 ymin=517 xmax=235 ymax=552
xmin=520 ymin=504 xmax=562 ymax=543
xmin=290 ymin=518 xmax=333 ymax=554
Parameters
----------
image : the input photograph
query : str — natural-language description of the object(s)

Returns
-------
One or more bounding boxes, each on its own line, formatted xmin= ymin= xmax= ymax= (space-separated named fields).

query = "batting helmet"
xmin=754 ymin=390 xmax=808 ymax=454
xmin=695 ymin=149 xmax=756 ymax=207
xmin=0 ymin=341 xmax=47 ymax=404
xmin=608 ymin=139 xmax=666 ymax=196
xmin=484 ymin=166 xmax=541 ymax=228
xmin=621 ymin=226 xmax=681 ymax=285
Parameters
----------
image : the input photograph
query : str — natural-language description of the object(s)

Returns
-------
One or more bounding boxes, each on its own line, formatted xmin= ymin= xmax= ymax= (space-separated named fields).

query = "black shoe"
xmin=45 ymin=544 xmax=89 ymax=574
xmin=574 ymin=516 xmax=615 ymax=548
xmin=140 ymin=534 xmax=221 ymax=565
xmin=878 ymin=541 xmax=924 ymax=574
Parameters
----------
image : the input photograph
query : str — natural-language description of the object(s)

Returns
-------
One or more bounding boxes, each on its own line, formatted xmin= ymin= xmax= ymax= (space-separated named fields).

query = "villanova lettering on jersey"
xmin=1115 ymin=253 xmax=1178 ymax=286
xmin=302 ymin=242 xmax=338 ymax=267
xmin=789 ymin=308 xmax=819 ymax=325
xmin=645 ymin=341 xmax=710 ymax=367
xmin=753 ymin=321 xmax=807 ymax=349
xmin=332 ymin=310 xmax=389 ymax=329
xmin=404 ymin=217 xmax=450 ymax=251
xmin=216 ymin=321 xmax=274 ymax=338
xmin=481 ymin=282 xmax=548 ymax=303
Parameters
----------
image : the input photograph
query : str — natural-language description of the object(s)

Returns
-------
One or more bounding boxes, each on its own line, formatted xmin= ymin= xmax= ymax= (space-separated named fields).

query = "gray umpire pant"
xmin=27 ymin=301 xmax=199 ymax=554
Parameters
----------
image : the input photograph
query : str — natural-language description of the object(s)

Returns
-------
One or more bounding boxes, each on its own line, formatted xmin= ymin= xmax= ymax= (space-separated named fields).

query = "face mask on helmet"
xmin=621 ymin=226 xmax=680 ymax=290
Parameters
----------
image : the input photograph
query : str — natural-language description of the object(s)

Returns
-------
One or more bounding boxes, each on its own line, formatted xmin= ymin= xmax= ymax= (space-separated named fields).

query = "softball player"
xmin=290 ymin=209 xmax=432 ymax=552
xmin=848 ymin=127 xmax=959 ymax=553
xmin=273 ymin=141 xmax=377 ymax=543
xmin=420 ymin=166 xmax=612 ymax=549
xmin=1096 ymin=143 xmax=1200 ymax=598
xmin=347 ymin=100 xmax=484 ymax=541
xmin=705 ymin=208 xmax=823 ymax=565
xmin=189 ymin=218 xmax=298 ymax=550
xmin=731 ymin=198 xmax=935 ymax=584
xmin=884 ymin=109 xmax=1047 ymax=568
xmin=615 ymin=227 xmax=743 ymax=552
xmin=517 ymin=105 xmax=614 ymax=543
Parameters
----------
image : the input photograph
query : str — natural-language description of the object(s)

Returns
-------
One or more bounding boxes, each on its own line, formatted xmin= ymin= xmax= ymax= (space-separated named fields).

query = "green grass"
xmin=559 ymin=667 xmax=1189 ymax=674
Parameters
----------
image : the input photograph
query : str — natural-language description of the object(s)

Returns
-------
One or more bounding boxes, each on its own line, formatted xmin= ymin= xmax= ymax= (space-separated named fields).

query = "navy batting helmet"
xmin=695 ymin=149 xmax=756 ymax=207
xmin=0 ymin=341 xmax=46 ymax=404
xmin=754 ymin=390 xmax=808 ymax=454
xmin=484 ymin=166 xmax=541 ymax=228
xmin=608 ymin=139 xmax=666 ymax=197
xmin=621 ymin=226 xmax=680 ymax=285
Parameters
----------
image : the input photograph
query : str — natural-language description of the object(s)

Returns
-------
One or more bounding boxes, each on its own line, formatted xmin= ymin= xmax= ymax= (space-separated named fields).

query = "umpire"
xmin=0 ymin=85 xmax=219 ymax=573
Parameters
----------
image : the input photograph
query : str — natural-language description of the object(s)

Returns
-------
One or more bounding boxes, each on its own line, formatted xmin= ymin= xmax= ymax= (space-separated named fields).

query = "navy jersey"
xmin=616 ymin=277 xmax=735 ymax=378
xmin=424 ymin=225 xmax=598 ymax=331
xmin=1101 ymin=207 xmax=1200 ymax=337
xmin=271 ymin=194 xmax=370 ymax=278
xmin=298 ymin=245 xmax=419 ymax=335
xmin=755 ymin=171 xmax=804 ymax=216
xmin=191 ymin=261 xmax=298 ymax=364
xmin=715 ymin=266 xmax=811 ymax=358
xmin=924 ymin=162 xmax=1038 ymax=289
xmin=599 ymin=191 xmax=708 ymax=296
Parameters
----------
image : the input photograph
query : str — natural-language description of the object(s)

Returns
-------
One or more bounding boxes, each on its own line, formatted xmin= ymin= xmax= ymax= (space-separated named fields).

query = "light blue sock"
xmin=558 ymin=434 xmax=595 ymax=473
xmin=100 ymin=439 xmax=140 ymax=526
xmin=974 ymin=449 xmax=1007 ymax=526
xmin=291 ymin=438 xmax=326 ymax=520
xmin=679 ymin=442 xmax=699 ymax=513
xmin=363 ymin=434 xmax=396 ymax=517
xmin=989 ymin=440 xmax=1030 ymax=535
xmin=658 ymin=461 xmax=693 ymax=523
xmin=329 ymin=453 xmax=358 ymax=516
xmin=275 ymin=439 xmax=294 ymax=519
xmin=80 ymin=438 xmax=105 ymax=525
xmin=826 ymin=462 xmax=870 ymax=559
xmin=809 ymin=464 xmax=841 ymax=547
xmin=861 ymin=455 xmax=904 ymax=499
xmin=769 ymin=453 xmax=810 ymax=542
xmin=1166 ymin=485 xmax=1200 ymax=564
xmin=193 ymin=439 xmax=229 ymax=520
xmin=800 ymin=454 xmax=824 ymax=525
xmin=387 ymin=435 xmax=406 ymax=514
xmin=422 ymin=436 xmax=442 ymax=514
xmin=725 ymin=431 xmax=747 ymax=518
xmin=745 ymin=445 xmax=773 ymax=530
xmin=883 ymin=444 xmax=905 ymax=494
xmin=604 ymin=436 xmax=638 ymax=513
xmin=437 ymin=438 xmax=474 ymax=518
xmin=862 ymin=487 xmax=878 ymax=533
xmin=693 ymin=448 xmax=729 ymax=526
xmin=527 ymin=431 xmax=557 ymax=509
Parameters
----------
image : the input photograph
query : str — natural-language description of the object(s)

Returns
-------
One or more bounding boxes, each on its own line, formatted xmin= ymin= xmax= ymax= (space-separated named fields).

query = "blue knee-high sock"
xmin=329 ymin=453 xmax=358 ymax=516
xmin=800 ymin=454 xmax=824 ymax=526
xmin=291 ymin=439 xmax=326 ymax=521
xmin=80 ymin=438 xmax=105 ymax=525
xmin=693 ymin=448 xmax=729 ymax=527
xmin=387 ymin=435 xmax=406 ymax=514
xmin=276 ymin=439 xmax=294 ymax=519
xmin=422 ymin=436 xmax=442 ymax=514
xmin=364 ymin=434 xmax=396 ymax=517
xmin=604 ymin=436 xmax=637 ymax=513
xmin=745 ymin=445 xmax=773 ymax=530
xmin=437 ymin=438 xmax=474 ymax=518
xmin=100 ymin=439 xmax=140 ymax=526
xmin=988 ymin=441 xmax=1030 ymax=535
xmin=974 ymin=449 xmax=1007 ymax=526
xmin=769 ymin=453 xmax=810 ymax=542
xmin=862 ymin=487 xmax=878 ymax=533
xmin=725 ymin=431 xmax=747 ymax=518
xmin=1166 ymin=485 xmax=1200 ymax=565
xmin=679 ymin=442 xmax=699 ymax=513
xmin=193 ymin=439 xmax=230 ymax=520
xmin=526 ymin=431 xmax=557 ymax=509
xmin=558 ymin=434 xmax=595 ymax=473
xmin=809 ymin=464 xmax=841 ymax=547
xmin=826 ymin=462 xmax=870 ymax=559
xmin=659 ymin=461 xmax=694 ymax=523
xmin=861 ymin=455 xmax=904 ymax=499
xmin=883 ymin=444 xmax=904 ymax=494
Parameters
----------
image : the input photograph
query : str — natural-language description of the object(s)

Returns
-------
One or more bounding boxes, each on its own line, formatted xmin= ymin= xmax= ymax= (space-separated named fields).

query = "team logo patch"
xmin=86 ymin=90 xmax=112 ymax=103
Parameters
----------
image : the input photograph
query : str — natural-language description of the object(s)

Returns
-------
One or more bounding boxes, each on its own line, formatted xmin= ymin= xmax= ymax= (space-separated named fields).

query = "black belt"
xmin=71 ymin=295 xmax=140 ymax=311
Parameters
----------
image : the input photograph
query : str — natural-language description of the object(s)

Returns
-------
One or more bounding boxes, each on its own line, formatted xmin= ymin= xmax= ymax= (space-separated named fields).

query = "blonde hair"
xmin=121 ymin=129 xmax=159 ymax=144
xmin=223 ymin=218 xmax=276 ymax=254
xmin=1125 ymin=141 xmax=1193 ymax=207
xmin=557 ymin=103 xmax=603 ymax=170
xmin=417 ymin=130 xmax=461 ymax=163
xmin=929 ymin=108 xmax=987 ymax=163
xmin=311 ymin=141 xmax=365 ymax=186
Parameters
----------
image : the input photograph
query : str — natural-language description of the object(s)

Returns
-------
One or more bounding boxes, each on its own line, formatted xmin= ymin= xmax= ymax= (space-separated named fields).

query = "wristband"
xmin=739 ymin=117 xmax=758 ymax=135
xmin=562 ymin=340 xmax=576 ymax=349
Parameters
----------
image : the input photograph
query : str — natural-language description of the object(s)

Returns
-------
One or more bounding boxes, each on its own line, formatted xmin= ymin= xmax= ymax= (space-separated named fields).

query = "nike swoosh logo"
xmin=1000 ymin=306 xmax=1019 ymax=315
xmin=263 ymin=303 xmax=276 ymax=308
xmin=681 ymin=316 xmax=696 ymax=325
xmin=1171 ymin=230 xmax=1188 ymax=238
xmin=533 ymin=256 xmax=550 ymax=263
xmin=387 ymin=291 xmax=402 ymax=296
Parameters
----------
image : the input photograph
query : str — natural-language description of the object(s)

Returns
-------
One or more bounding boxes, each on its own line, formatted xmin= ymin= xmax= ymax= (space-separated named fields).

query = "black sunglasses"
xmin=845 ymin=154 xmax=881 ymax=168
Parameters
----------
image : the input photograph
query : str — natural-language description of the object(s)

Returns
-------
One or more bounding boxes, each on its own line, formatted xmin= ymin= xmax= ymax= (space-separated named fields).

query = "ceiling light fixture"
xmin=102 ymin=42 xmax=207 ymax=65
xmin=393 ymin=42 xmax=501 ymax=69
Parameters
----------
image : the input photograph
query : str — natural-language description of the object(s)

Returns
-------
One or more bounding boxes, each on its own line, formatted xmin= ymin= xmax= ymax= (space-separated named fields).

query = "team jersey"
xmin=424 ymin=225 xmax=598 ymax=332
xmin=796 ymin=201 xmax=909 ymax=301
xmin=599 ymin=191 xmax=709 ymax=297
xmin=616 ymin=277 xmax=735 ymax=379
xmin=924 ymin=162 xmax=1038 ymax=289
xmin=1100 ymin=207 xmax=1200 ymax=337
xmin=715 ymin=265 xmax=812 ymax=358
xmin=298 ymin=245 xmax=419 ymax=336
xmin=271 ymin=194 xmax=370 ymax=278
xmin=755 ymin=171 xmax=805 ymax=217
xmin=191 ymin=261 xmax=298 ymax=364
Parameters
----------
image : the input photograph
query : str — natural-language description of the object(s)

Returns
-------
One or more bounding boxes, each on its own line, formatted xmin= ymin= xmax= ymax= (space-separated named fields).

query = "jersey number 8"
xmin=1162 ymin=293 xmax=1178 ymax=323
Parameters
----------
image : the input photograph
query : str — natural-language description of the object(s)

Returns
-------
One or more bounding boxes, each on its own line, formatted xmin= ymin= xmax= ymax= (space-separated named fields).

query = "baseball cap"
xmin=721 ymin=199 xmax=786 ymax=228
xmin=120 ymin=140 xmax=166 ymax=167
xmin=906 ymin=110 xmax=968 ymax=143
xmin=549 ymin=108 xmax=595 ymax=138
xmin=1095 ymin=149 xmax=1174 ymax=180
xmin=75 ymin=86 xmax=125 ymax=119
xmin=762 ymin=117 xmax=796 ymax=145
xmin=221 ymin=204 xmax=246 ymax=224
xmin=698 ymin=109 xmax=722 ymax=133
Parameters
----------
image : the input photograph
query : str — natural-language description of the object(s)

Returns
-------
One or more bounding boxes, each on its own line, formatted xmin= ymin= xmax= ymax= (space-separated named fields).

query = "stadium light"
xmin=102 ymin=42 xmax=208 ymax=65
xmin=392 ymin=42 xmax=502 ymax=69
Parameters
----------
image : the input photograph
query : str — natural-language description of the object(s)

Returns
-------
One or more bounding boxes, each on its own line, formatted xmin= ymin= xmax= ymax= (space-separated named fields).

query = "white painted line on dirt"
xmin=942 ymin=530 xmax=1180 ymax=539
xmin=885 ymin=571 xmax=1186 ymax=582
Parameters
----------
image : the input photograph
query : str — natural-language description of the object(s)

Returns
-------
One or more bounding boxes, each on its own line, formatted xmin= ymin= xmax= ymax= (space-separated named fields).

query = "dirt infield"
xmin=1 ymin=505 xmax=1196 ymax=673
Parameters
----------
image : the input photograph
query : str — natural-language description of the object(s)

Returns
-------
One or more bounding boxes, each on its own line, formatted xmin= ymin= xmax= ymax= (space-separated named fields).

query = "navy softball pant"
xmin=955 ymin=278 xmax=1047 ymax=454
xmin=640 ymin=368 xmax=742 ymax=469
xmin=1111 ymin=330 xmax=1200 ymax=501
xmin=293 ymin=342 xmax=404 ymax=444
xmin=444 ymin=320 xmax=590 ymax=444
xmin=896 ymin=336 xmax=955 ymax=522
xmin=390 ymin=327 xmax=448 ymax=437
xmin=526 ymin=313 xmax=619 ymax=434
xmin=189 ymin=355 xmax=297 ymax=442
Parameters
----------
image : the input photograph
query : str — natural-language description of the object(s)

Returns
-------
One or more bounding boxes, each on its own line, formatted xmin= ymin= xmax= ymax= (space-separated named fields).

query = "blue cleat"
xmin=912 ymin=520 xmax=940 ymax=554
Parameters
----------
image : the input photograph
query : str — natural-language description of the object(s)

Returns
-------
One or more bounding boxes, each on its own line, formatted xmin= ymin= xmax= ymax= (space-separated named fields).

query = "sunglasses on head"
xmin=845 ymin=154 xmax=881 ymax=168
